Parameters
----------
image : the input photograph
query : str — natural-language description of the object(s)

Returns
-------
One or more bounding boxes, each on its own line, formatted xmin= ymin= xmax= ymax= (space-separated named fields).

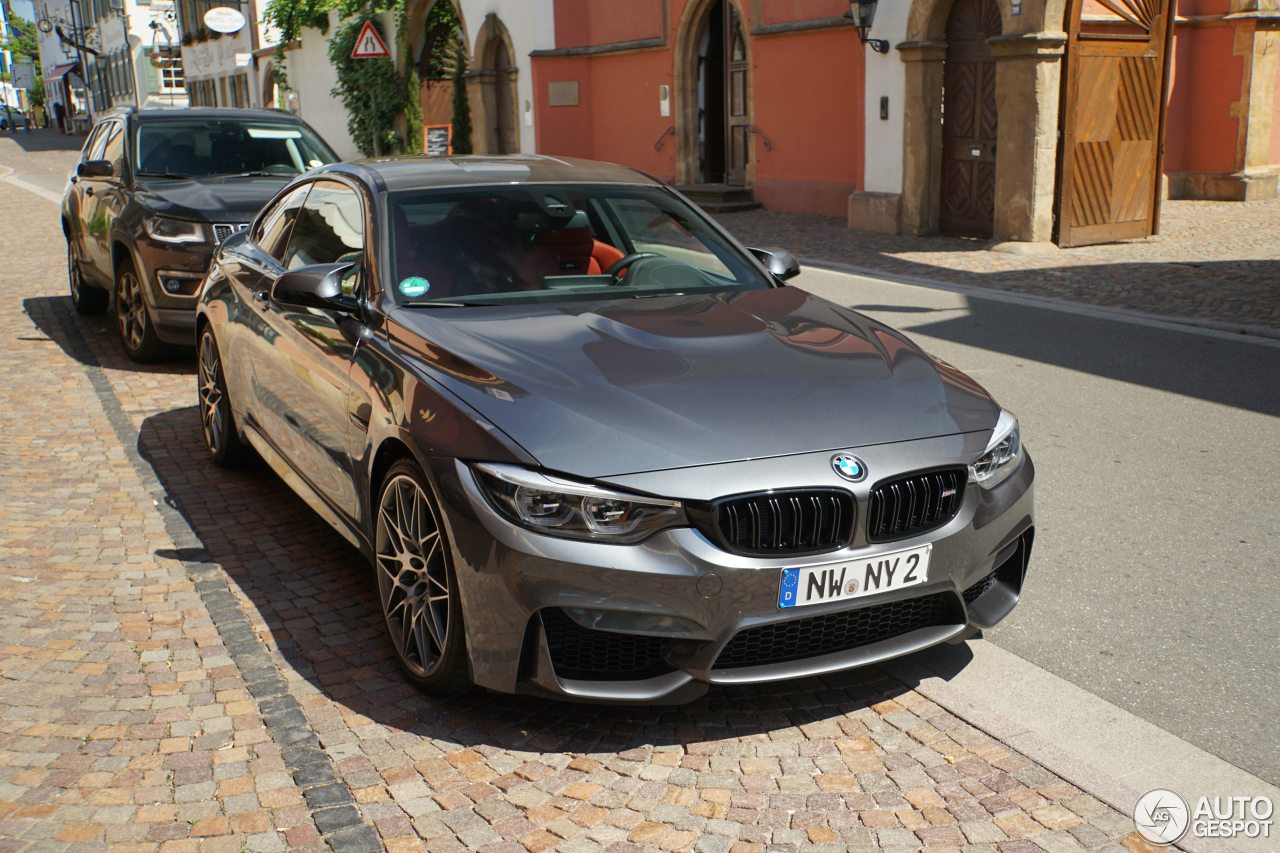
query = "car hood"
xmin=390 ymin=286 xmax=1001 ymax=478
xmin=134 ymin=175 xmax=292 ymax=221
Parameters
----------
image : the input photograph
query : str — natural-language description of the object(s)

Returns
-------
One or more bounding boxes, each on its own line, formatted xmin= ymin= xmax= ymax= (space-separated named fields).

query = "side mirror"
xmin=77 ymin=159 xmax=113 ymax=179
xmin=748 ymin=246 xmax=801 ymax=281
xmin=271 ymin=262 xmax=360 ymax=312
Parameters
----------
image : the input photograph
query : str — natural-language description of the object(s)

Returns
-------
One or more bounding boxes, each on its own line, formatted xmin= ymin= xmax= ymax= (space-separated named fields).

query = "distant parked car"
xmin=61 ymin=107 xmax=338 ymax=361
xmin=195 ymin=155 xmax=1035 ymax=702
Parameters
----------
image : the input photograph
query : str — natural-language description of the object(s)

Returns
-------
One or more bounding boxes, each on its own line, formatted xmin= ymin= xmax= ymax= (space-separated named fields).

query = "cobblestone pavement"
xmin=1 ymin=155 xmax=1163 ymax=851
xmin=715 ymin=201 xmax=1280 ymax=333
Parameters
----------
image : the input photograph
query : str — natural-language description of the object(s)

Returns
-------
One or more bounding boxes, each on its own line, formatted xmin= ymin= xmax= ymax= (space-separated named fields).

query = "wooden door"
xmin=724 ymin=4 xmax=750 ymax=186
xmin=1056 ymin=0 xmax=1176 ymax=247
xmin=940 ymin=0 xmax=1002 ymax=238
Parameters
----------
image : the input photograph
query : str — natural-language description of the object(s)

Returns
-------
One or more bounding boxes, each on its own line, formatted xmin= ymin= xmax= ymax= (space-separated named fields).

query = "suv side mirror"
xmin=77 ymin=159 xmax=113 ymax=179
xmin=748 ymin=246 xmax=801 ymax=281
xmin=271 ymin=262 xmax=360 ymax=312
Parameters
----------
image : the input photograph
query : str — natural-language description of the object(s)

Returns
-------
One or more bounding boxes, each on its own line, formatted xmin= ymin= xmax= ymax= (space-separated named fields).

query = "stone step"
xmin=676 ymin=184 xmax=761 ymax=213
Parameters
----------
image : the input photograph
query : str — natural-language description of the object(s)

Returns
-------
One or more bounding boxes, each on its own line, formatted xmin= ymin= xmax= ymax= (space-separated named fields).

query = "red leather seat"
xmin=589 ymin=240 xmax=625 ymax=275
xmin=518 ymin=226 xmax=596 ymax=287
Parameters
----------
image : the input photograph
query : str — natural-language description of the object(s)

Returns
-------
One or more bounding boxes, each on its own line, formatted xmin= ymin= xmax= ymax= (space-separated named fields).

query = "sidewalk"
xmin=716 ymin=201 xmax=1280 ymax=335
xmin=0 ymin=154 xmax=1161 ymax=850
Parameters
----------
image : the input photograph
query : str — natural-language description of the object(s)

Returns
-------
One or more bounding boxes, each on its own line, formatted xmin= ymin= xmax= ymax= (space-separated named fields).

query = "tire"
xmin=114 ymin=256 xmax=166 ymax=363
xmin=374 ymin=460 xmax=471 ymax=695
xmin=197 ymin=326 xmax=251 ymax=467
xmin=68 ymin=240 xmax=108 ymax=315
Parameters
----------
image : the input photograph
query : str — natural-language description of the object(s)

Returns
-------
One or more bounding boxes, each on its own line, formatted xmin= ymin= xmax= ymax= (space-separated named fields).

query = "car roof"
xmin=318 ymin=155 xmax=663 ymax=192
xmin=109 ymin=107 xmax=308 ymax=124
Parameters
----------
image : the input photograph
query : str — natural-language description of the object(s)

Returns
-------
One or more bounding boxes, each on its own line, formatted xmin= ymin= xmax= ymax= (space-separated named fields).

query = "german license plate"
xmin=777 ymin=544 xmax=932 ymax=609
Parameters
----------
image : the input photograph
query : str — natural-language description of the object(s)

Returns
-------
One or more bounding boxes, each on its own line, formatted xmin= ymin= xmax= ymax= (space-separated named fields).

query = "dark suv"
xmin=62 ymin=107 xmax=338 ymax=361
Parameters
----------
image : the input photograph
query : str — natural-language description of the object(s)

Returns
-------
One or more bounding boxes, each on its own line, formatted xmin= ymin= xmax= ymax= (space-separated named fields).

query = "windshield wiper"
xmin=216 ymin=170 xmax=298 ymax=178
xmin=400 ymin=300 xmax=493 ymax=308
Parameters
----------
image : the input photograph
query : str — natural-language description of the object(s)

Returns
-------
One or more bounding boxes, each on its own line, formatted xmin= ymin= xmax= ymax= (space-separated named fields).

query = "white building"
xmin=71 ymin=0 xmax=187 ymax=115
xmin=177 ymin=0 xmax=280 ymax=109
xmin=282 ymin=0 xmax=551 ymax=160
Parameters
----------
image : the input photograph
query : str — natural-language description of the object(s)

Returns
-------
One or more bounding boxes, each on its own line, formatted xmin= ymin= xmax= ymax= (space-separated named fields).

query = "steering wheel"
xmin=605 ymin=252 xmax=661 ymax=280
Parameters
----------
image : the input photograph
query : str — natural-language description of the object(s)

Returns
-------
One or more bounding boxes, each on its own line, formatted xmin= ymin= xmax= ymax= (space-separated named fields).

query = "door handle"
xmin=253 ymin=290 xmax=270 ymax=308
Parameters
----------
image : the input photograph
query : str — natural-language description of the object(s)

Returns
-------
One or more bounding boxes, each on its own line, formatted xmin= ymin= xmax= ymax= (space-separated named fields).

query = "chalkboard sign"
xmin=424 ymin=125 xmax=452 ymax=156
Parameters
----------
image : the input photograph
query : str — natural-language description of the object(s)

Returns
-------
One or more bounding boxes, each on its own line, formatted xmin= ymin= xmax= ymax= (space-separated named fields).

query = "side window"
xmin=282 ymin=181 xmax=365 ymax=294
xmin=82 ymin=123 xmax=109 ymax=162
xmin=255 ymin=184 xmax=311 ymax=262
xmin=100 ymin=122 xmax=126 ymax=175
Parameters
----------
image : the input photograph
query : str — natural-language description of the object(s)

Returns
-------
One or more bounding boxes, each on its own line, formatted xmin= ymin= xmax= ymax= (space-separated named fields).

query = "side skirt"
xmin=242 ymin=421 xmax=368 ymax=554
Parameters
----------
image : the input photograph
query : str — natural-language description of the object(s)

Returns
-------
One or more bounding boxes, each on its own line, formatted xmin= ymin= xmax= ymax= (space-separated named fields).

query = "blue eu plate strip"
xmin=778 ymin=568 xmax=799 ymax=608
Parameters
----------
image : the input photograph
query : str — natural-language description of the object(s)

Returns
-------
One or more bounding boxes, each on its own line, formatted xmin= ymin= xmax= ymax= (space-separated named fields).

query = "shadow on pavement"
xmin=136 ymin=403 xmax=921 ymax=750
xmin=902 ymin=292 xmax=1280 ymax=418
xmin=23 ymin=296 xmax=195 ymax=373
xmin=1 ymin=127 xmax=86 ymax=152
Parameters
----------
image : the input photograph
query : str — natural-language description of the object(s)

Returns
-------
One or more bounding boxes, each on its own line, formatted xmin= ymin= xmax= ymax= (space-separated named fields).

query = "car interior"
xmin=390 ymin=187 xmax=756 ymax=302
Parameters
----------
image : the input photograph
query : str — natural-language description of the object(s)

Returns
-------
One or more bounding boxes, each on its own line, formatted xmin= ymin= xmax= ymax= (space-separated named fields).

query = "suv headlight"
xmin=144 ymin=216 xmax=206 ymax=245
xmin=971 ymin=410 xmax=1022 ymax=489
xmin=473 ymin=463 xmax=686 ymax=543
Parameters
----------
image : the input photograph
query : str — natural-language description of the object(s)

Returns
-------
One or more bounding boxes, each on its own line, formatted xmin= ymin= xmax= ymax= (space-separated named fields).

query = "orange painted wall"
xmin=534 ymin=0 xmax=865 ymax=219
xmin=1164 ymin=22 xmax=1244 ymax=175
xmin=758 ymin=0 xmax=847 ymax=25
xmin=749 ymin=26 xmax=862 ymax=215
xmin=554 ymin=0 xmax=665 ymax=49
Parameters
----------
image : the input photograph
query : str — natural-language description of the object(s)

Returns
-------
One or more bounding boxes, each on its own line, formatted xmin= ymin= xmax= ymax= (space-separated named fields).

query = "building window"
xmin=159 ymin=57 xmax=184 ymax=91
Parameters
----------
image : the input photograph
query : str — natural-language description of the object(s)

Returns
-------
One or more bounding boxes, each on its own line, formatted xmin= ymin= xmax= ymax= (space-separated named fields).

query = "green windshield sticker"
xmin=399 ymin=277 xmax=430 ymax=297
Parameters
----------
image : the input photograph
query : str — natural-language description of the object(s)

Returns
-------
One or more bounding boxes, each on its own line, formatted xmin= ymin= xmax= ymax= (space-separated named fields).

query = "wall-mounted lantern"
xmin=846 ymin=0 xmax=891 ymax=54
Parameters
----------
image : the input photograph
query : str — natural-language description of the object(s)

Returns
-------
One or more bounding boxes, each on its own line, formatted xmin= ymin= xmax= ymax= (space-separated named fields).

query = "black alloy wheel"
xmin=68 ymin=240 xmax=108 ymax=315
xmin=197 ymin=327 xmax=250 ymax=467
xmin=374 ymin=460 xmax=470 ymax=694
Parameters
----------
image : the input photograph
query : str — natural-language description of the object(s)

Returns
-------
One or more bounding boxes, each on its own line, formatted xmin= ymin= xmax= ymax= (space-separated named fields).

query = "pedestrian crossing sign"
xmin=350 ymin=21 xmax=391 ymax=59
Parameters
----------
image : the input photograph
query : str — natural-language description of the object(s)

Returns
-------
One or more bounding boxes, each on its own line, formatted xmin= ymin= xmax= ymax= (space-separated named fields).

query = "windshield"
xmin=387 ymin=184 xmax=772 ymax=305
xmin=135 ymin=119 xmax=337 ymax=178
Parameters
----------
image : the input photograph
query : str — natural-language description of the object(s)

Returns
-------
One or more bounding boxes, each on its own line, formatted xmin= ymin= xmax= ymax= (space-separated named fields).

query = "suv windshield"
xmin=135 ymin=119 xmax=336 ymax=178
xmin=388 ymin=184 xmax=771 ymax=305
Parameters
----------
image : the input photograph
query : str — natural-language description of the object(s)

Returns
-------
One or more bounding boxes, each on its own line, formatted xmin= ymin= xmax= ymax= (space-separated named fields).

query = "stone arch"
xmin=397 ymin=0 xmax=471 ymax=149
xmin=473 ymin=13 xmax=519 ymax=155
xmin=673 ymin=0 xmax=753 ymax=186
xmin=898 ymin=0 xmax=1068 ymax=241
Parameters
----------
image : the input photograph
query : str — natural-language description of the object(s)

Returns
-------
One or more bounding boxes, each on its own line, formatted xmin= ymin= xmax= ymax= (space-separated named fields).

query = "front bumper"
xmin=436 ymin=433 xmax=1034 ymax=703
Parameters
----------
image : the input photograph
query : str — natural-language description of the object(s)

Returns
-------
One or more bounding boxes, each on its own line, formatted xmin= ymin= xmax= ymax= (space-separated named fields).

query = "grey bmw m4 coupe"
xmin=195 ymin=155 xmax=1034 ymax=702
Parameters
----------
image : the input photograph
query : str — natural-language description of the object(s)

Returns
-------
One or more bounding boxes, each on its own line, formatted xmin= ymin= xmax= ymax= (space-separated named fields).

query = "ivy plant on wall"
xmin=327 ymin=15 xmax=413 ymax=156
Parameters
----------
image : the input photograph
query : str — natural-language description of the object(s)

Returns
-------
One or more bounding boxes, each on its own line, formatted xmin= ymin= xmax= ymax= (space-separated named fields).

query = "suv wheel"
xmin=115 ymin=257 xmax=165 ymax=362
xmin=68 ymin=241 xmax=108 ymax=315
xmin=375 ymin=461 xmax=471 ymax=695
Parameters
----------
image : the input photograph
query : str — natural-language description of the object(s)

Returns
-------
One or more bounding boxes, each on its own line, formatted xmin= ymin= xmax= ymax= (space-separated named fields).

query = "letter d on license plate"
xmin=778 ymin=544 xmax=931 ymax=608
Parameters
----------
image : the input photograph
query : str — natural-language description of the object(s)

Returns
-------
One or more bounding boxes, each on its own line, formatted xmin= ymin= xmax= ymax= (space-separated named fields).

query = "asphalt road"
xmin=796 ymin=265 xmax=1280 ymax=784
xmin=6 ymin=133 xmax=1276 ymax=782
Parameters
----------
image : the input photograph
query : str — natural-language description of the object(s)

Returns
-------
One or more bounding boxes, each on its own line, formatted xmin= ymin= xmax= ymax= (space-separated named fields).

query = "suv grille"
xmin=714 ymin=592 xmax=958 ymax=669
xmin=704 ymin=489 xmax=854 ymax=557
xmin=867 ymin=467 xmax=966 ymax=542
xmin=213 ymin=223 xmax=248 ymax=243
xmin=539 ymin=609 xmax=673 ymax=681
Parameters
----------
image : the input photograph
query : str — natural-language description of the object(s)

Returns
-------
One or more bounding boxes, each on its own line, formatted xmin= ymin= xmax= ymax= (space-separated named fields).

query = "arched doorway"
xmin=261 ymin=62 xmax=276 ymax=109
xmin=415 ymin=0 xmax=470 ymax=153
xmin=475 ymin=15 xmax=519 ymax=155
xmin=676 ymin=0 xmax=751 ymax=187
xmin=940 ymin=0 xmax=1001 ymax=238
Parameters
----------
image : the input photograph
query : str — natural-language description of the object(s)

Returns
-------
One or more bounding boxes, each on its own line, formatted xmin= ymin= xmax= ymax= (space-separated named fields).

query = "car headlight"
xmin=971 ymin=410 xmax=1022 ymax=489
xmin=144 ymin=216 xmax=206 ymax=245
xmin=473 ymin=463 xmax=686 ymax=543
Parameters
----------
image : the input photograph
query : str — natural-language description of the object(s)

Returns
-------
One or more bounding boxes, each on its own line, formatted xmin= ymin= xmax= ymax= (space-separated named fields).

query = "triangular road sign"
xmin=351 ymin=21 xmax=390 ymax=59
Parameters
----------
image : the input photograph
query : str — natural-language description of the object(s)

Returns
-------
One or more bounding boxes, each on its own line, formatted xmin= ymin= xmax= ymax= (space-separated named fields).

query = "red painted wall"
xmin=1163 ymin=22 xmax=1244 ymax=175
xmin=759 ymin=0 xmax=848 ymax=26
xmin=534 ymin=0 xmax=865 ymax=219
xmin=554 ymin=0 xmax=665 ymax=49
